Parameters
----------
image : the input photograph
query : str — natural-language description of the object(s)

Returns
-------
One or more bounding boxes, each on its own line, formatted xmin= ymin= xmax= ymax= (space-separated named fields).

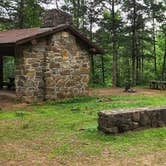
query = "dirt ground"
xmin=0 ymin=90 xmax=29 ymax=111
xmin=89 ymin=87 xmax=166 ymax=96
xmin=0 ymin=143 xmax=166 ymax=166
xmin=0 ymin=87 xmax=165 ymax=110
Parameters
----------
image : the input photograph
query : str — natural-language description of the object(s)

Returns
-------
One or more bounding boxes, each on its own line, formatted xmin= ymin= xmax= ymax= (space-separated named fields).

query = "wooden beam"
xmin=0 ymin=56 xmax=3 ymax=88
xmin=0 ymin=46 xmax=15 ymax=56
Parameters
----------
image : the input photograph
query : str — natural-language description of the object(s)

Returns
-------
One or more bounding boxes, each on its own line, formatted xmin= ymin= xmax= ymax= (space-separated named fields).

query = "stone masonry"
xmin=42 ymin=9 xmax=73 ymax=28
xmin=15 ymin=31 xmax=90 ymax=102
xmin=98 ymin=107 xmax=166 ymax=134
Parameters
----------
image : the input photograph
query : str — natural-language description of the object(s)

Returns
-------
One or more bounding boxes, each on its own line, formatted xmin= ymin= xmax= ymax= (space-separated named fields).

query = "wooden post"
xmin=0 ymin=56 xmax=3 ymax=88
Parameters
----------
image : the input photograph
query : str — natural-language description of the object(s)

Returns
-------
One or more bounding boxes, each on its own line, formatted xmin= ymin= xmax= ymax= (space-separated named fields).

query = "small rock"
xmin=71 ymin=107 xmax=80 ymax=112
xmin=79 ymin=128 xmax=86 ymax=131
xmin=96 ymin=97 xmax=113 ymax=102
xmin=124 ymin=89 xmax=136 ymax=93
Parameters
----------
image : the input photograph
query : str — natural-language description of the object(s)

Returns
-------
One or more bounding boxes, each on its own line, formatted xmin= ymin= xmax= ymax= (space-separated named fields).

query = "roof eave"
xmin=0 ymin=24 xmax=104 ymax=54
xmin=0 ymin=43 xmax=15 ymax=47
xmin=64 ymin=25 xmax=104 ymax=54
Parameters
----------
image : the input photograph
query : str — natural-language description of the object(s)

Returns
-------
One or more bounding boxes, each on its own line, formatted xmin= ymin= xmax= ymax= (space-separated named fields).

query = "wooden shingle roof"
xmin=0 ymin=24 xmax=104 ymax=54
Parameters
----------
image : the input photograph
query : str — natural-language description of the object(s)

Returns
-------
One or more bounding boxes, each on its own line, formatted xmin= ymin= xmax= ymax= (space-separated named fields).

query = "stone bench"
xmin=98 ymin=107 xmax=166 ymax=134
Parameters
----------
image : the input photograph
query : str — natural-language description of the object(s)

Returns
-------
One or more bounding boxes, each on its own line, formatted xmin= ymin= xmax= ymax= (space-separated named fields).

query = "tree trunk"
xmin=18 ymin=0 xmax=24 ymax=28
xmin=101 ymin=55 xmax=105 ymax=84
xmin=76 ymin=0 xmax=80 ymax=28
xmin=131 ymin=0 xmax=137 ymax=86
xmin=162 ymin=35 xmax=166 ymax=80
xmin=55 ymin=0 xmax=59 ymax=9
xmin=0 ymin=56 xmax=3 ymax=89
xmin=111 ymin=0 xmax=118 ymax=87
xmin=90 ymin=55 xmax=95 ymax=83
xmin=81 ymin=0 xmax=86 ymax=31
xmin=152 ymin=17 xmax=157 ymax=73
xmin=90 ymin=21 xmax=93 ymax=41
xmin=140 ymin=46 xmax=144 ymax=82
xmin=89 ymin=6 xmax=93 ymax=41
xmin=141 ymin=26 xmax=144 ymax=82
xmin=72 ymin=0 xmax=78 ymax=27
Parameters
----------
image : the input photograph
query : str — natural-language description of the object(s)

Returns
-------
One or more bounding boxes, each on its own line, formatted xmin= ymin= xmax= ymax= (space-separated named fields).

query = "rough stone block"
xmin=98 ymin=107 xmax=166 ymax=134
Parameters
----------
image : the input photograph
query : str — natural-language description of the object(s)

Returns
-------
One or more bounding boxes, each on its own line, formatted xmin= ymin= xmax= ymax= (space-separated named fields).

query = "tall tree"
xmin=0 ymin=0 xmax=51 ymax=28
xmin=96 ymin=7 xmax=123 ymax=85
xmin=122 ymin=0 xmax=147 ymax=85
xmin=110 ymin=0 xmax=118 ymax=86
xmin=144 ymin=0 xmax=165 ymax=74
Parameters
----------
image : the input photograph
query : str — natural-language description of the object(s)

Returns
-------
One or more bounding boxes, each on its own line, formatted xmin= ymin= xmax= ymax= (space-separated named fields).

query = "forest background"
xmin=0 ymin=0 xmax=166 ymax=87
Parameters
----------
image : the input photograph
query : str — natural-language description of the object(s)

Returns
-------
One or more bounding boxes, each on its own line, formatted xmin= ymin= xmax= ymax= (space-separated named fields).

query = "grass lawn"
xmin=0 ymin=94 xmax=166 ymax=165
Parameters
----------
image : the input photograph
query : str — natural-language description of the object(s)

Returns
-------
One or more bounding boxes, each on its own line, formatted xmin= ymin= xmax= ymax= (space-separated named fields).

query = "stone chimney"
xmin=41 ymin=9 xmax=73 ymax=28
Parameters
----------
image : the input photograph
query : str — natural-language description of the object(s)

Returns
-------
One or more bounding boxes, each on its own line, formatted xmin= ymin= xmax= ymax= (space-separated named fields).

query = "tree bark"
xmin=111 ymin=0 xmax=118 ymax=87
xmin=89 ymin=5 xmax=93 ymax=41
xmin=141 ymin=26 xmax=144 ymax=82
xmin=0 ymin=56 xmax=3 ymax=88
xmin=152 ymin=16 xmax=157 ymax=73
xmin=72 ymin=0 xmax=78 ymax=28
xmin=162 ymin=35 xmax=166 ymax=80
xmin=131 ymin=0 xmax=137 ymax=86
xmin=90 ymin=55 xmax=95 ymax=83
xmin=76 ymin=0 xmax=80 ymax=28
xmin=101 ymin=55 xmax=105 ymax=84
xmin=18 ymin=0 xmax=25 ymax=28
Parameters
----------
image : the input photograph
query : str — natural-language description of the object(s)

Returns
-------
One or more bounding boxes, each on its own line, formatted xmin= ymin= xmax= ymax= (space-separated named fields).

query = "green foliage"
xmin=0 ymin=0 xmax=47 ymax=29
xmin=3 ymin=56 xmax=15 ymax=82
xmin=0 ymin=24 xmax=8 ymax=31
xmin=0 ymin=0 xmax=166 ymax=87
xmin=22 ymin=0 xmax=43 ymax=28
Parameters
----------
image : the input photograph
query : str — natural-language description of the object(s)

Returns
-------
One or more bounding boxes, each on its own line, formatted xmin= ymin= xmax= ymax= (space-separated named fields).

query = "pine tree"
xmin=0 ymin=0 xmax=51 ymax=28
xmin=144 ymin=0 xmax=165 ymax=74
xmin=122 ymin=0 xmax=147 ymax=85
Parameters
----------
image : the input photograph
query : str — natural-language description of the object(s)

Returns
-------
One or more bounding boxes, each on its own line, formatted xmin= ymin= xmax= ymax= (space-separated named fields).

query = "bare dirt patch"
xmin=1 ymin=141 xmax=165 ymax=166
xmin=0 ymin=88 xmax=165 ymax=111
xmin=0 ymin=90 xmax=30 ymax=111
xmin=64 ymin=150 xmax=166 ymax=166
xmin=89 ymin=87 xmax=166 ymax=97
xmin=0 ymin=142 xmax=59 ymax=166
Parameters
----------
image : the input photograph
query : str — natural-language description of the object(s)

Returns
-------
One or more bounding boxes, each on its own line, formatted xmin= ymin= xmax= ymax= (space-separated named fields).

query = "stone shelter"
xmin=0 ymin=14 xmax=103 ymax=102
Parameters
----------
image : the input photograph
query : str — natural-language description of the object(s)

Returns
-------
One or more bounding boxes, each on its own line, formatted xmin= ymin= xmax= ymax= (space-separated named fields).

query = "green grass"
xmin=0 ymin=94 xmax=166 ymax=164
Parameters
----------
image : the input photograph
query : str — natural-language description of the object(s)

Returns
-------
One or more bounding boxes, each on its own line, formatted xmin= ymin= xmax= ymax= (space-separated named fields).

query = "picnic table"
xmin=150 ymin=80 xmax=166 ymax=90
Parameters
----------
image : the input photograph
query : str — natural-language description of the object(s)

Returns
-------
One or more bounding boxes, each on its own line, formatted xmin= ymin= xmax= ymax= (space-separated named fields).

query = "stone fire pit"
xmin=98 ymin=107 xmax=166 ymax=134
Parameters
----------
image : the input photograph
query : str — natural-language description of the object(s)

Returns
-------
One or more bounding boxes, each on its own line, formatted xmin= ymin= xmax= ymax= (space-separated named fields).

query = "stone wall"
xmin=98 ymin=107 xmax=166 ymax=134
xmin=42 ymin=9 xmax=73 ymax=28
xmin=15 ymin=39 xmax=47 ymax=102
xmin=45 ymin=31 xmax=90 ymax=100
xmin=15 ymin=31 xmax=90 ymax=102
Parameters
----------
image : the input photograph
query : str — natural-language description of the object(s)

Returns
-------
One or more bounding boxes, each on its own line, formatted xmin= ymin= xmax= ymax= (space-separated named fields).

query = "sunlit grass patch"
xmin=0 ymin=94 xmax=166 ymax=164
